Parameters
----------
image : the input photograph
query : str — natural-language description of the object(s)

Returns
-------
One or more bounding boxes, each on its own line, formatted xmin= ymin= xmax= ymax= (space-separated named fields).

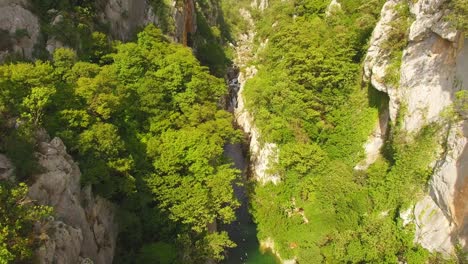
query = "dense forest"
xmin=240 ymin=0 xmax=467 ymax=263
xmin=1 ymin=23 xmax=242 ymax=262
xmin=0 ymin=0 xmax=467 ymax=263
xmin=240 ymin=0 xmax=437 ymax=262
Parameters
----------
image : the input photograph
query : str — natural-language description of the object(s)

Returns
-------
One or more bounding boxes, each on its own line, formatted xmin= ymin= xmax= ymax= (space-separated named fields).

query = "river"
xmin=221 ymin=142 xmax=280 ymax=264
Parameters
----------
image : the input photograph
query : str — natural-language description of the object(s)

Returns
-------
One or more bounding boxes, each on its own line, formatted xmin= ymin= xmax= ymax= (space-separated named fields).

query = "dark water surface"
xmin=222 ymin=143 xmax=281 ymax=264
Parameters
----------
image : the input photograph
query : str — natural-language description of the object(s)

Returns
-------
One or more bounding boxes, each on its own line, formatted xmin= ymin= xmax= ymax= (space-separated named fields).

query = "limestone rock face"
xmin=173 ymin=0 xmax=197 ymax=45
xmin=413 ymin=196 xmax=455 ymax=254
xmin=235 ymin=67 xmax=280 ymax=185
xmin=251 ymin=0 xmax=269 ymax=11
xmin=363 ymin=0 xmax=401 ymax=121
xmin=100 ymin=0 xmax=159 ymax=41
xmin=100 ymin=0 xmax=196 ymax=45
xmin=364 ymin=0 xmax=464 ymax=130
xmin=35 ymin=221 xmax=84 ymax=264
xmin=0 ymin=0 xmax=39 ymax=61
xmin=364 ymin=0 xmax=467 ymax=255
xmin=28 ymin=137 xmax=117 ymax=264
xmin=355 ymin=109 xmax=389 ymax=170
xmin=231 ymin=8 xmax=280 ymax=185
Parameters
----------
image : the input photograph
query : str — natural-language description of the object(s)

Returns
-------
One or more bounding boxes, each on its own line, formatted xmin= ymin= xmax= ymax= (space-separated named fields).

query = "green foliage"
xmin=234 ymin=0 xmax=445 ymax=262
xmin=21 ymin=86 xmax=56 ymax=125
xmin=53 ymin=48 xmax=77 ymax=76
xmin=0 ymin=61 xmax=56 ymax=119
xmin=1 ymin=126 xmax=39 ymax=181
xmin=136 ymin=242 xmax=177 ymax=264
xmin=382 ymin=1 xmax=412 ymax=87
xmin=149 ymin=0 xmax=175 ymax=34
xmin=147 ymin=123 xmax=239 ymax=232
xmin=448 ymin=0 xmax=468 ymax=31
xmin=454 ymin=90 xmax=468 ymax=119
xmin=193 ymin=11 xmax=232 ymax=77
xmin=370 ymin=125 xmax=440 ymax=210
xmin=0 ymin=25 xmax=239 ymax=263
xmin=219 ymin=0 xmax=252 ymax=36
xmin=0 ymin=182 xmax=52 ymax=263
xmin=31 ymin=0 xmax=113 ymax=62
xmin=14 ymin=29 xmax=29 ymax=39
xmin=192 ymin=0 xmax=237 ymax=77
xmin=197 ymin=231 xmax=236 ymax=261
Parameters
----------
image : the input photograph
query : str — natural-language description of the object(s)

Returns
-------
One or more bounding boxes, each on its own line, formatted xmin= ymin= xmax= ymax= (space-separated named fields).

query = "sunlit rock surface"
xmin=364 ymin=0 xmax=467 ymax=255
xmin=29 ymin=137 xmax=117 ymax=264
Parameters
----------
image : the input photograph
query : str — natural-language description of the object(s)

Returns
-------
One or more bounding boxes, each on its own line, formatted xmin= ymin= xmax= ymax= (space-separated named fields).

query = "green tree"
xmin=21 ymin=86 xmax=56 ymax=126
xmin=0 ymin=182 xmax=51 ymax=262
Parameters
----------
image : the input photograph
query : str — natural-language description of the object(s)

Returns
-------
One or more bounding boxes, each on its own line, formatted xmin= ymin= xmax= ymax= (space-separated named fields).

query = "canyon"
xmin=0 ymin=0 xmax=466 ymax=263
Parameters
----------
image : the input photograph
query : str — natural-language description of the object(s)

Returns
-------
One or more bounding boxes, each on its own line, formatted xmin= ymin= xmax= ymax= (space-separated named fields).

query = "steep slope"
xmin=230 ymin=4 xmax=281 ymax=185
xmin=0 ymin=136 xmax=117 ymax=263
xmin=0 ymin=0 xmax=39 ymax=61
xmin=364 ymin=0 xmax=466 ymax=256
xmin=226 ymin=0 xmax=466 ymax=262
xmin=0 ymin=0 xmax=197 ymax=62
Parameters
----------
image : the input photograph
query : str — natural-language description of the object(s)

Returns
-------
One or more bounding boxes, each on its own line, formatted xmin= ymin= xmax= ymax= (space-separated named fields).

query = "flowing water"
xmin=222 ymin=143 xmax=281 ymax=264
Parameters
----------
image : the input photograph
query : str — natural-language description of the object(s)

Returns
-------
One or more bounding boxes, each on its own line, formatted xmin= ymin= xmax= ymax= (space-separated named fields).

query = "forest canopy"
xmin=0 ymin=25 xmax=239 ymax=263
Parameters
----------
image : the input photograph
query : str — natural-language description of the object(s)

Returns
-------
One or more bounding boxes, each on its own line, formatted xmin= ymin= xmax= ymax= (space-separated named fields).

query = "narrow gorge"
xmin=0 ymin=0 xmax=466 ymax=263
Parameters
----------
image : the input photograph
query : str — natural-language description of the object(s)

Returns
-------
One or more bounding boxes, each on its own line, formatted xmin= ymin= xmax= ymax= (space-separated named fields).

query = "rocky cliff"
xmin=0 ymin=136 xmax=117 ymax=264
xmin=0 ymin=0 xmax=39 ymax=61
xmin=229 ymin=3 xmax=296 ymax=263
xmin=101 ymin=0 xmax=196 ymax=44
xmin=0 ymin=0 xmax=197 ymax=61
xmin=364 ymin=0 xmax=467 ymax=256
xmin=173 ymin=0 xmax=197 ymax=46
xmin=99 ymin=0 xmax=159 ymax=41
xmin=230 ymin=4 xmax=281 ymax=185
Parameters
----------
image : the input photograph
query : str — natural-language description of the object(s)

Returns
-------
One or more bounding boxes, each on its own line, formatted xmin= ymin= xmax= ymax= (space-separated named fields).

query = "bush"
xmin=2 ymin=127 xmax=39 ymax=181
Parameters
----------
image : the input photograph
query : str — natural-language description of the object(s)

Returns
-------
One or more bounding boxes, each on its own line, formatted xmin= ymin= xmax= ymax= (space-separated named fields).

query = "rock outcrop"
xmin=364 ymin=0 xmax=467 ymax=256
xmin=0 ymin=0 xmax=197 ymax=61
xmin=0 ymin=137 xmax=118 ymax=264
xmin=231 ymin=7 xmax=280 ymax=185
xmin=30 ymin=137 xmax=117 ymax=264
xmin=100 ymin=0 xmax=196 ymax=44
xmin=325 ymin=0 xmax=342 ymax=17
xmin=251 ymin=0 xmax=269 ymax=11
xmin=173 ymin=0 xmax=197 ymax=46
xmin=355 ymin=109 xmax=389 ymax=170
xmin=0 ymin=0 xmax=39 ymax=61
xmin=100 ymin=0 xmax=159 ymax=41
xmin=363 ymin=0 xmax=403 ymax=122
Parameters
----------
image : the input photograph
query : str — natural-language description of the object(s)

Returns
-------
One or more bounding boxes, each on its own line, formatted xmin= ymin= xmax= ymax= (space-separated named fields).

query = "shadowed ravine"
xmin=221 ymin=65 xmax=280 ymax=263
xmin=222 ymin=142 xmax=280 ymax=264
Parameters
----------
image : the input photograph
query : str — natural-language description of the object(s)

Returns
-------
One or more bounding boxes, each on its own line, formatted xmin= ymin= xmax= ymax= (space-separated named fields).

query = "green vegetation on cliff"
xmin=0 ymin=25 xmax=239 ymax=263
xmin=0 ymin=182 xmax=51 ymax=263
xmin=0 ymin=0 xmax=465 ymax=263
xmin=236 ymin=0 xmax=449 ymax=263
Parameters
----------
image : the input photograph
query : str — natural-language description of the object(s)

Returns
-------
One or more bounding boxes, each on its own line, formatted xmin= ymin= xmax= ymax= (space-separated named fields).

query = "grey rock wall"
xmin=0 ymin=137 xmax=117 ymax=264
xmin=364 ymin=0 xmax=467 ymax=256
xmin=0 ymin=0 xmax=39 ymax=61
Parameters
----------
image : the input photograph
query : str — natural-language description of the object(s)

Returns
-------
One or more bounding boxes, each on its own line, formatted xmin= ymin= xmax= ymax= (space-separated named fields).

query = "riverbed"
xmin=222 ymin=143 xmax=280 ymax=264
